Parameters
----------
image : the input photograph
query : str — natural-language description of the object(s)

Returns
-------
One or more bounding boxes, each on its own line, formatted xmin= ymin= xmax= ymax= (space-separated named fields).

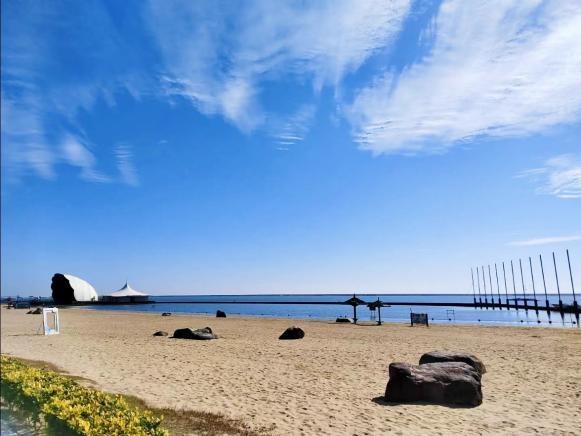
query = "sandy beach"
xmin=1 ymin=308 xmax=580 ymax=435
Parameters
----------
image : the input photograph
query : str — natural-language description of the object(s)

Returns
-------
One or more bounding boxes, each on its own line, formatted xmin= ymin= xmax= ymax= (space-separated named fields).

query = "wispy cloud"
xmin=146 ymin=0 xmax=410 ymax=131
xmin=115 ymin=144 xmax=139 ymax=187
xmin=518 ymin=154 xmax=581 ymax=199
xmin=3 ymin=0 xmax=411 ymax=182
xmin=508 ymin=236 xmax=581 ymax=246
xmin=61 ymin=135 xmax=111 ymax=183
xmin=1 ymin=94 xmax=56 ymax=180
xmin=270 ymin=105 xmax=316 ymax=147
xmin=1 ymin=1 xmax=146 ymax=184
xmin=349 ymin=0 xmax=581 ymax=153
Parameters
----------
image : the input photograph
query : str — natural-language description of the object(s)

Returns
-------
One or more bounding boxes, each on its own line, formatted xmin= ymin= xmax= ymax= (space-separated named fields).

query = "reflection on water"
xmin=0 ymin=384 xmax=77 ymax=436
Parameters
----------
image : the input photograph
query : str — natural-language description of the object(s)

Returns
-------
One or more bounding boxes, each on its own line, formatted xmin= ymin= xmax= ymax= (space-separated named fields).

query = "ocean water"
xmin=84 ymin=293 xmax=580 ymax=327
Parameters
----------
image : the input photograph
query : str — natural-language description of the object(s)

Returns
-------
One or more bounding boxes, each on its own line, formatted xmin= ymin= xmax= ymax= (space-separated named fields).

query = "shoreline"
xmin=2 ymin=307 xmax=580 ymax=434
xmin=75 ymin=305 xmax=579 ymax=329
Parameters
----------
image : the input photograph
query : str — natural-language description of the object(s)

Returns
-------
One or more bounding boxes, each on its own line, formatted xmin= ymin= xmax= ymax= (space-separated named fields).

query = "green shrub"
xmin=1 ymin=356 xmax=167 ymax=435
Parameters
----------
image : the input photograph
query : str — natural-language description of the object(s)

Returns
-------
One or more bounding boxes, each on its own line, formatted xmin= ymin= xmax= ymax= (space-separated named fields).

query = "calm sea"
xmin=84 ymin=293 xmax=579 ymax=327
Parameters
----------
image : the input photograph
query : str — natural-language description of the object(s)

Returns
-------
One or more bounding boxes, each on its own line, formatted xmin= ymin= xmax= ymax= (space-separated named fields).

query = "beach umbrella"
xmin=367 ymin=298 xmax=390 ymax=325
xmin=344 ymin=295 xmax=366 ymax=324
xmin=368 ymin=298 xmax=391 ymax=325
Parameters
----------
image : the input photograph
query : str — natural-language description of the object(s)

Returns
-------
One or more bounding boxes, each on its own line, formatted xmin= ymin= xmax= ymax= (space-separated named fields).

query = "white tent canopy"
xmin=108 ymin=282 xmax=148 ymax=298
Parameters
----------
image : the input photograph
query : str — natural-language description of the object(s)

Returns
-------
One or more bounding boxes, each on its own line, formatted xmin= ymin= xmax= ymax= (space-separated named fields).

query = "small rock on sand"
xmin=173 ymin=327 xmax=216 ymax=340
xmin=153 ymin=331 xmax=168 ymax=336
xmin=216 ymin=310 xmax=227 ymax=318
xmin=279 ymin=326 xmax=305 ymax=340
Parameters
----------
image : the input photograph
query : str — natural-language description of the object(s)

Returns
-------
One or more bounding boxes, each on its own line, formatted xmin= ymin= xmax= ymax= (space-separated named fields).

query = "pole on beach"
xmin=566 ymin=249 xmax=579 ymax=325
xmin=476 ymin=266 xmax=483 ymax=307
xmin=488 ymin=265 xmax=495 ymax=309
xmin=377 ymin=298 xmax=382 ymax=326
xmin=482 ymin=265 xmax=489 ymax=309
xmin=529 ymin=256 xmax=539 ymax=317
xmin=471 ymin=268 xmax=477 ymax=307
xmin=495 ymin=263 xmax=502 ymax=310
xmin=502 ymin=262 xmax=510 ymax=310
xmin=519 ymin=258 xmax=528 ymax=311
xmin=553 ymin=252 xmax=563 ymax=314
xmin=539 ymin=254 xmax=551 ymax=322
xmin=511 ymin=260 xmax=518 ymax=311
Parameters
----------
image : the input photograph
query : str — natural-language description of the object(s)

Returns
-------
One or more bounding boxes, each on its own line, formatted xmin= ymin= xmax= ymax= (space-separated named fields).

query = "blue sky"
xmin=2 ymin=0 xmax=580 ymax=296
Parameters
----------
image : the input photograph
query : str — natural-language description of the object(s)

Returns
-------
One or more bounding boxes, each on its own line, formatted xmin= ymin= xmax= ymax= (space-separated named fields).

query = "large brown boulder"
xmin=385 ymin=362 xmax=482 ymax=407
xmin=279 ymin=326 xmax=305 ymax=340
xmin=173 ymin=327 xmax=216 ymax=340
xmin=419 ymin=351 xmax=486 ymax=375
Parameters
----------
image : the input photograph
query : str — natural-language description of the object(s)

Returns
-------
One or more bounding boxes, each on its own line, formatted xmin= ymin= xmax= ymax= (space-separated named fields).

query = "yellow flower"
xmin=1 ymin=356 xmax=167 ymax=436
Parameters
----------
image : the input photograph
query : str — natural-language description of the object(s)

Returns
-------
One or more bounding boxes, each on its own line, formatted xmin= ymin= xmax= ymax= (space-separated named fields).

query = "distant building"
xmin=100 ymin=282 xmax=149 ymax=303
xmin=51 ymin=273 xmax=99 ymax=304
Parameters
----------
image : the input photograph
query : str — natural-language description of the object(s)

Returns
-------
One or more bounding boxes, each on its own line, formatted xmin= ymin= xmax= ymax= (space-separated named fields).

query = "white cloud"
xmin=115 ymin=144 xmax=139 ymax=187
xmin=61 ymin=135 xmax=111 ymax=183
xmin=349 ymin=0 xmax=581 ymax=153
xmin=509 ymin=236 xmax=581 ymax=246
xmin=1 ymin=1 xmax=146 ymax=183
xmin=518 ymin=154 xmax=581 ymax=199
xmin=1 ymin=94 xmax=56 ymax=180
xmin=270 ymin=105 xmax=316 ymax=146
xmin=146 ymin=0 xmax=410 ymax=131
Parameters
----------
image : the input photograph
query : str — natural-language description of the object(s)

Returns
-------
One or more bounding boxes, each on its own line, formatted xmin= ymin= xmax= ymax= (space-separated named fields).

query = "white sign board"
xmin=43 ymin=307 xmax=60 ymax=335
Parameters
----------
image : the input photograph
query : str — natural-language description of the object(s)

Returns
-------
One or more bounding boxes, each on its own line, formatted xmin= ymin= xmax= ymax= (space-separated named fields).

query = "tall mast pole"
xmin=495 ymin=263 xmax=502 ymax=309
xmin=553 ymin=252 xmax=563 ymax=315
xmin=482 ymin=265 xmax=489 ymax=308
xmin=477 ymin=266 xmax=483 ymax=307
xmin=519 ymin=258 xmax=528 ymax=310
xmin=529 ymin=256 xmax=538 ymax=313
xmin=488 ymin=265 xmax=495 ymax=309
xmin=539 ymin=254 xmax=550 ymax=320
xmin=566 ymin=249 xmax=578 ymax=320
xmin=471 ymin=268 xmax=477 ymax=307
xmin=511 ymin=260 xmax=518 ymax=310
xmin=502 ymin=261 xmax=510 ymax=309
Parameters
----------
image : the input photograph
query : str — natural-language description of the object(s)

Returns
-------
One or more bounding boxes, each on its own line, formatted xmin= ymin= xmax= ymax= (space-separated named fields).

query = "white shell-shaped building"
xmin=51 ymin=273 xmax=98 ymax=304
xmin=64 ymin=274 xmax=99 ymax=301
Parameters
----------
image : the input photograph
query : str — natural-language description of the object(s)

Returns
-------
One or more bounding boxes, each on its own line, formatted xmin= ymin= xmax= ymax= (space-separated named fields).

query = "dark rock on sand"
xmin=153 ymin=331 xmax=168 ymax=336
xmin=419 ymin=351 xmax=486 ymax=375
xmin=279 ymin=326 xmax=305 ymax=340
xmin=335 ymin=317 xmax=353 ymax=323
xmin=173 ymin=327 xmax=216 ymax=340
xmin=385 ymin=362 xmax=482 ymax=407
xmin=162 ymin=312 xmax=172 ymax=316
xmin=27 ymin=307 xmax=42 ymax=314
xmin=216 ymin=310 xmax=227 ymax=318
